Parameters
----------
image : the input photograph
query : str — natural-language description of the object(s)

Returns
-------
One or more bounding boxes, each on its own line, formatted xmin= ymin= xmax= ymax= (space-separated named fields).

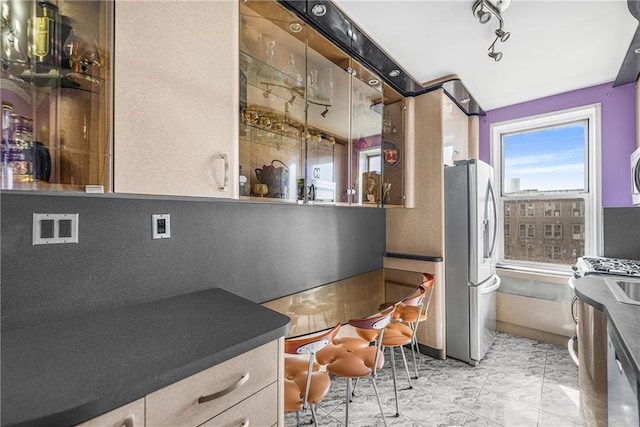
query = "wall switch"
xmin=152 ymin=214 xmax=170 ymax=239
xmin=33 ymin=213 xmax=79 ymax=245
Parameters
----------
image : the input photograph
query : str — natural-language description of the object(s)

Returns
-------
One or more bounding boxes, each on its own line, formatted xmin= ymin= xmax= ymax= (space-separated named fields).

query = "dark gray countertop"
xmin=574 ymin=276 xmax=640 ymax=380
xmin=1 ymin=288 xmax=291 ymax=427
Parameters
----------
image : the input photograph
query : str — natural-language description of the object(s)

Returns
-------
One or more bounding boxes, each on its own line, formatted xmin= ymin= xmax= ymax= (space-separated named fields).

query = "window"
xmin=572 ymin=201 xmax=584 ymax=217
xmin=519 ymin=202 xmax=535 ymax=217
xmin=544 ymin=224 xmax=562 ymax=239
xmin=572 ymin=224 xmax=584 ymax=240
xmin=519 ymin=223 xmax=535 ymax=238
xmin=544 ymin=202 xmax=561 ymax=217
xmin=491 ymin=104 xmax=601 ymax=270
xmin=546 ymin=246 xmax=563 ymax=260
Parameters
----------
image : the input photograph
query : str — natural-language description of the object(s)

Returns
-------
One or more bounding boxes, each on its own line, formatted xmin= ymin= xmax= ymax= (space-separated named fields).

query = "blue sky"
xmin=503 ymin=122 xmax=586 ymax=193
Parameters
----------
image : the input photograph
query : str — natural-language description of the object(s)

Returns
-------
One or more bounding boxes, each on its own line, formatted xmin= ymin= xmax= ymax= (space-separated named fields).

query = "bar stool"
xmin=406 ymin=274 xmax=435 ymax=378
xmin=381 ymin=285 xmax=428 ymax=417
xmin=284 ymin=323 xmax=341 ymax=426
xmin=316 ymin=305 xmax=396 ymax=427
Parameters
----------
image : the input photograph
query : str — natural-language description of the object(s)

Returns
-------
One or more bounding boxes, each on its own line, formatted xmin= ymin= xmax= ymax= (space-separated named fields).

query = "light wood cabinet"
xmin=199 ymin=382 xmax=278 ymax=427
xmin=442 ymin=93 xmax=469 ymax=166
xmin=113 ymin=0 xmax=238 ymax=198
xmin=77 ymin=339 xmax=283 ymax=427
xmin=386 ymin=91 xmax=444 ymax=255
xmin=146 ymin=340 xmax=278 ymax=426
xmin=75 ymin=398 xmax=144 ymax=427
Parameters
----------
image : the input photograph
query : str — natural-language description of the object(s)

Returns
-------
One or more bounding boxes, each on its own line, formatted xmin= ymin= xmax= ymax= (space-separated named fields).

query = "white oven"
xmin=632 ymin=146 xmax=640 ymax=205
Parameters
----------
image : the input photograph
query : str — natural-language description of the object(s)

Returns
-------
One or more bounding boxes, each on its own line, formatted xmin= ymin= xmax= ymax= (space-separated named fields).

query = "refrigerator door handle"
xmin=479 ymin=275 xmax=501 ymax=294
xmin=485 ymin=181 xmax=498 ymax=259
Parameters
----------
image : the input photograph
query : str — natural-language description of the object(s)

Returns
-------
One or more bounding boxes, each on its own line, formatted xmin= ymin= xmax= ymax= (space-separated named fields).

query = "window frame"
xmin=490 ymin=104 xmax=602 ymax=273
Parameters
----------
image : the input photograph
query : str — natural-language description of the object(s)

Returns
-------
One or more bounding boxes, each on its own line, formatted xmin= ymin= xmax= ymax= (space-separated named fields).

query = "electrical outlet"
xmin=152 ymin=214 xmax=170 ymax=239
xmin=33 ymin=213 xmax=79 ymax=245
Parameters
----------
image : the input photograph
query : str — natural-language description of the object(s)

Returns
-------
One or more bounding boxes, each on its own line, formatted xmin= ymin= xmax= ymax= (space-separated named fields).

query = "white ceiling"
xmin=333 ymin=0 xmax=638 ymax=111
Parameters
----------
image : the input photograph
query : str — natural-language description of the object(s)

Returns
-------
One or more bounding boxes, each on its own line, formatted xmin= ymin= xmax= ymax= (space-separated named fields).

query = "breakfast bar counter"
xmin=1 ymin=288 xmax=291 ymax=427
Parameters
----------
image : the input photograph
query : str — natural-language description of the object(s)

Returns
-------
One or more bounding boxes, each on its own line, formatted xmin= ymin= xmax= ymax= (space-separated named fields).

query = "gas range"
xmin=572 ymin=256 xmax=640 ymax=279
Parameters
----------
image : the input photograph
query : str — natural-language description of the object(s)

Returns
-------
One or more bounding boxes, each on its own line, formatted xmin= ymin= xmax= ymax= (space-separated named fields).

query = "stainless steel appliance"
xmin=632 ymin=146 xmax=640 ymax=205
xmin=608 ymin=323 xmax=639 ymax=426
xmin=569 ymin=256 xmax=640 ymax=425
xmin=445 ymin=159 xmax=501 ymax=366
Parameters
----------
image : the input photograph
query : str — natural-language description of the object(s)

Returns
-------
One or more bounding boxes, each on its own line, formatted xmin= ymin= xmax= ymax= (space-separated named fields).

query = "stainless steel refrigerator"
xmin=444 ymin=159 xmax=501 ymax=365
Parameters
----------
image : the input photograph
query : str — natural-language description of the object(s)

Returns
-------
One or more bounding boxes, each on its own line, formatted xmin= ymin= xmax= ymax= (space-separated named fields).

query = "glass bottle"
xmin=259 ymin=38 xmax=282 ymax=84
xmin=283 ymin=53 xmax=302 ymax=88
xmin=31 ymin=1 xmax=61 ymax=70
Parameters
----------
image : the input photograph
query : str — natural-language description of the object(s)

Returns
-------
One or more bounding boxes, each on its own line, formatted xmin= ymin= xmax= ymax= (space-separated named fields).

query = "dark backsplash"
xmin=1 ymin=192 xmax=385 ymax=331
xmin=603 ymin=207 xmax=640 ymax=260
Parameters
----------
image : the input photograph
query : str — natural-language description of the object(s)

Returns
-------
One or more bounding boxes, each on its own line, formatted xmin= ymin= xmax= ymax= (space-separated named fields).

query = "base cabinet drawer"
xmin=146 ymin=341 xmax=278 ymax=426
xmin=75 ymin=398 xmax=145 ymax=427
xmin=200 ymin=382 xmax=278 ymax=427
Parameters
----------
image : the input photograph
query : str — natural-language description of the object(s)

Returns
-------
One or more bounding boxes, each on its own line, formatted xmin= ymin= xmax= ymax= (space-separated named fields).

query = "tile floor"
xmin=285 ymin=332 xmax=584 ymax=427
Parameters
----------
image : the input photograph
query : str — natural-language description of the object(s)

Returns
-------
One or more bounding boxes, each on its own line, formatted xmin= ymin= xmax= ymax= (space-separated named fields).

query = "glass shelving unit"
xmin=1 ymin=0 xmax=112 ymax=192
xmin=239 ymin=0 xmax=403 ymax=206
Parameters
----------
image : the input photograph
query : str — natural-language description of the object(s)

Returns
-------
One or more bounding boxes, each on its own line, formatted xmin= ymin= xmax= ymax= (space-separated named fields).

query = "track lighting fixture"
xmin=472 ymin=0 xmax=511 ymax=61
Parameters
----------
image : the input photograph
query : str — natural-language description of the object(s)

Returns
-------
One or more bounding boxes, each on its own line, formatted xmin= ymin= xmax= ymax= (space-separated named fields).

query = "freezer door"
xmin=470 ymin=274 xmax=501 ymax=363
xmin=470 ymin=160 xmax=497 ymax=286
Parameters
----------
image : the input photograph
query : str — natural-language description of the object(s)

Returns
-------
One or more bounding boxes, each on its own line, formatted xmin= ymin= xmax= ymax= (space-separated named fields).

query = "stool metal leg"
xmin=400 ymin=346 xmax=413 ymax=389
xmin=345 ymin=378 xmax=351 ymax=426
xmin=371 ymin=376 xmax=388 ymax=427
xmin=310 ymin=404 xmax=319 ymax=425
xmin=389 ymin=346 xmax=400 ymax=417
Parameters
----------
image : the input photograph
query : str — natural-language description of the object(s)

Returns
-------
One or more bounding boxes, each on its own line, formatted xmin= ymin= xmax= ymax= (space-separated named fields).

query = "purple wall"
xmin=479 ymin=82 xmax=636 ymax=207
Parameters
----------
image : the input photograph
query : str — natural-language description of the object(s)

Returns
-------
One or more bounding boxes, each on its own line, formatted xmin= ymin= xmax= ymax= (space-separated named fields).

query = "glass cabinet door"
xmin=1 ymin=0 xmax=112 ymax=191
xmin=382 ymin=87 xmax=405 ymax=206
xmin=304 ymin=22 xmax=349 ymax=205
xmin=349 ymin=62 xmax=383 ymax=206
xmin=239 ymin=2 xmax=306 ymax=202
xmin=239 ymin=0 xmax=403 ymax=207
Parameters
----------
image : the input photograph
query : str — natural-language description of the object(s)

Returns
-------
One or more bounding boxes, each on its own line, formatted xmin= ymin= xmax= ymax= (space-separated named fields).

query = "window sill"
xmin=496 ymin=264 xmax=572 ymax=285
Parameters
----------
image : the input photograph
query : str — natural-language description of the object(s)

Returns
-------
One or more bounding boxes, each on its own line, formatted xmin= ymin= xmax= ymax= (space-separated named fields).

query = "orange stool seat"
xmin=284 ymin=357 xmax=331 ymax=412
xmin=284 ymin=323 xmax=341 ymax=426
xmin=315 ymin=305 xmax=395 ymax=426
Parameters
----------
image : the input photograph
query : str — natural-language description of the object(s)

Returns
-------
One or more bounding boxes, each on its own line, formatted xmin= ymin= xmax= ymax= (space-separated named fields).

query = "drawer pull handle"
xmin=120 ymin=416 xmax=134 ymax=427
xmin=241 ymin=420 xmax=249 ymax=427
xmin=197 ymin=373 xmax=250 ymax=404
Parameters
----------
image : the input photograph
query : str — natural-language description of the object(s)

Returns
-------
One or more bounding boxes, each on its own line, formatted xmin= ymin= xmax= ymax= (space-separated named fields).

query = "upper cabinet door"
xmin=113 ymin=0 xmax=238 ymax=198
xmin=239 ymin=0 xmax=404 ymax=207
xmin=1 ymin=0 xmax=113 ymax=192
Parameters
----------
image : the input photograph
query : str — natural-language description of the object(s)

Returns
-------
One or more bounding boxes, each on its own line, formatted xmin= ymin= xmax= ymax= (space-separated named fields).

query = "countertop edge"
xmin=1 ymin=289 xmax=291 ymax=427
xmin=574 ymin=277 xmax=640 ymax=382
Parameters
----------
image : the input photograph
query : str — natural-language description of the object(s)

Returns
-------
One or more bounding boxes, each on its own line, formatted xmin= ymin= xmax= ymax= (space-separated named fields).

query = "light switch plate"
xmin=152 ymin=214 xmax=170 ymax=239
xmin=33 ymin=213 xmax=79 ymax=245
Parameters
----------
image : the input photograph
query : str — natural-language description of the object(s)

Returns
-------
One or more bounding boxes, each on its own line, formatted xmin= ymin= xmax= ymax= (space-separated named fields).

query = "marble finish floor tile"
xmin=286 ymin=333 xmax=583 ymax=426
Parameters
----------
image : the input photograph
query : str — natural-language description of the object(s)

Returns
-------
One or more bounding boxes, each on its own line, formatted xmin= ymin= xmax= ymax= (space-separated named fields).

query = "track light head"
xmin=488 ymin=50 xmax=503 ymax=62
xmin=495 ymin=28 xmax=510 ymax=42
xmin=477 ymin=9 xmax=491 ymax=24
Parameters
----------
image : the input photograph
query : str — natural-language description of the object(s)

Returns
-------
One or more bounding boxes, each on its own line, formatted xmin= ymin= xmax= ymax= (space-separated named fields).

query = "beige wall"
xmin=494 ymin=269 xmax=575 ymax=347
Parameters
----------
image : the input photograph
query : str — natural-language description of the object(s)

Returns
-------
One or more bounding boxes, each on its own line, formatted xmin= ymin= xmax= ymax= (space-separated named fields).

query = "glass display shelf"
xmin=1 ymin=0 xmax=112 ymax=192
